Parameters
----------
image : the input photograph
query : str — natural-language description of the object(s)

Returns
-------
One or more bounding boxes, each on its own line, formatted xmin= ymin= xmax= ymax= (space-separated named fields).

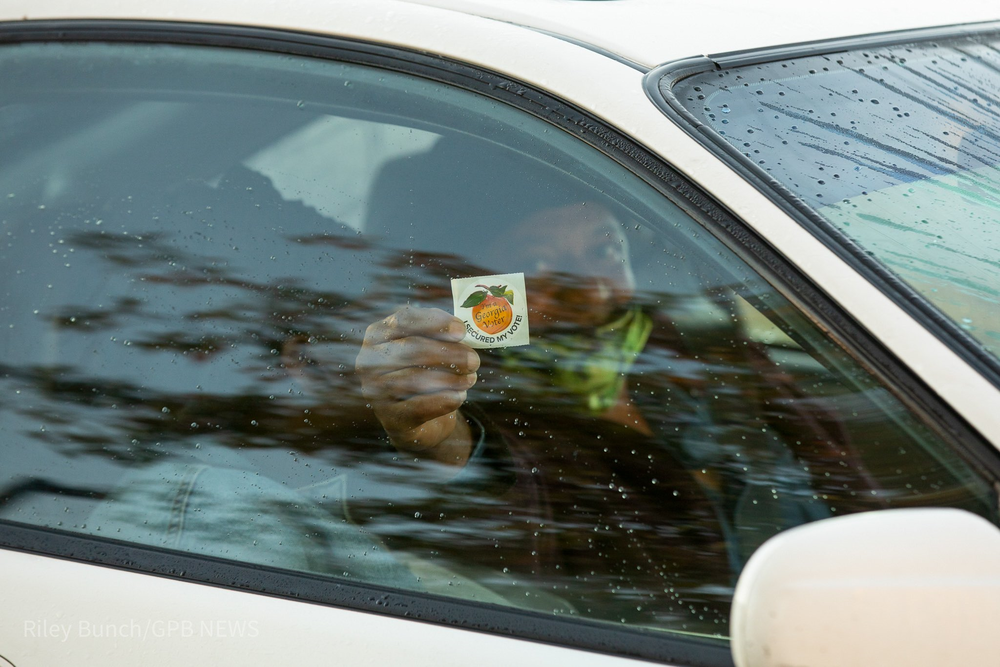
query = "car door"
xmin=1 ymin=18 xmax=998 ymax=667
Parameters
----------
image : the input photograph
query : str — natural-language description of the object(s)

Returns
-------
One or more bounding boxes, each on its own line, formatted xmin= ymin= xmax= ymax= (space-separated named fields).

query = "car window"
xmin=0 ymin=41 xmax=996 ymax=643
xmin=670 ymin=35 xmax=1000 ymax=365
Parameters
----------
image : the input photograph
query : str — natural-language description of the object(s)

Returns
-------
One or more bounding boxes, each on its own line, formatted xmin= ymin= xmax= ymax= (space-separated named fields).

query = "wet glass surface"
xmin=672 ymin=36 xmax=1000 ymax=362
xmin=1 ymin=42 xmax=996 ymax=640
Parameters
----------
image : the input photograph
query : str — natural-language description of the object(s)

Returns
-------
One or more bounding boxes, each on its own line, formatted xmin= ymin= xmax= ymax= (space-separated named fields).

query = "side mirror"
xmin=730 ymin=508 xmax=1000 ymax=667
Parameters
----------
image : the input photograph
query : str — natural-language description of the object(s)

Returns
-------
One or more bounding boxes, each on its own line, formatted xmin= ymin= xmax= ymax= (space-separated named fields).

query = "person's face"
xmin=507 ymin=203 xmax=636 ymax=329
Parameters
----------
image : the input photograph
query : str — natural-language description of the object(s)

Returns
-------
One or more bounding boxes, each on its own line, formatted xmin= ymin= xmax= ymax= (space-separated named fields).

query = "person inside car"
xmin=351 ymin=135 xmax=884 ymax=631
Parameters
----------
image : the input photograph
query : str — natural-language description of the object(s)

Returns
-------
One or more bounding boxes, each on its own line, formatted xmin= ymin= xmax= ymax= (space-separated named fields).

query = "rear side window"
xmin=0 ymin=41 xmax=995 ymax=642
xmin=670 ymin=34 xmax=1000 ymax=366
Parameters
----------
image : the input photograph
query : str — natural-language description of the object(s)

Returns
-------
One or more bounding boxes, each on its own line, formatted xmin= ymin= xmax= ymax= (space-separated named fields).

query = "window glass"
xmin=0 ymin=42 xmax=996 ymax=641
xmin=671 ymin=36 xmax=1000 ymax=362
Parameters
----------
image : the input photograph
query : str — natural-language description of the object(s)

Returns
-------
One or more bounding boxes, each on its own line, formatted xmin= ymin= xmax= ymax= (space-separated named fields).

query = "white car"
xmin=2 ymin=2 xmax=1000 ymax=666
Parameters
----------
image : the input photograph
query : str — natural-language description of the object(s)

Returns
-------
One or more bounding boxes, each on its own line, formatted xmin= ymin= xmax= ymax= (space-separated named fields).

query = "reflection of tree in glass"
xmin=2 ymin=167 xmax=397 ymax=463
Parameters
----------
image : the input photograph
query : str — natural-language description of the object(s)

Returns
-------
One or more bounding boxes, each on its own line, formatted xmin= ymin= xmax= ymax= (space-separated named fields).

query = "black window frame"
xmin=645 ymin=20 xmax=1000 ymax=392
xmin=1 ymin=19 xmax=999 ymax=667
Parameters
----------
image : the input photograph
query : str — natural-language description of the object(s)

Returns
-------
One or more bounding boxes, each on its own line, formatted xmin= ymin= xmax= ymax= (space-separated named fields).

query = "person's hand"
xmin=356 ymin=306 xmax=480 ymax=465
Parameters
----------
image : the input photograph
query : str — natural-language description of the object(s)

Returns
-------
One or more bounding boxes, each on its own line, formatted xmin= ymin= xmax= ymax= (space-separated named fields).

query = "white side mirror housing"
xmin=731 ymin=508 xmax=1000 ymax=667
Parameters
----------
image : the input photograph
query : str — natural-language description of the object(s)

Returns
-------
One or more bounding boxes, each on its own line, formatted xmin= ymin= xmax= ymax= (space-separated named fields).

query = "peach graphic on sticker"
xmin=452 ymin=273 xmax=529 ymax=349
xmin=463 ymin=284 xmax=514 ymax=334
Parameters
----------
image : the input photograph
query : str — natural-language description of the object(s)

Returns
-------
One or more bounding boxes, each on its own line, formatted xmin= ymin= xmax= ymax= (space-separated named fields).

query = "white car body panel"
xmin=10 ymin=0 xmax=1000 ymax=68
xmin=0 ymin=549 xmax=657 ymax=666
xmin=406 ymin=0 xmax=1000 ymax=69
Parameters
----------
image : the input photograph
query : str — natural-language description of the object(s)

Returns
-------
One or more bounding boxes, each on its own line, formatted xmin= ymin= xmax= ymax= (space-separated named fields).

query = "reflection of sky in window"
xmin=244 ymin=118 xmax=439 ymax=231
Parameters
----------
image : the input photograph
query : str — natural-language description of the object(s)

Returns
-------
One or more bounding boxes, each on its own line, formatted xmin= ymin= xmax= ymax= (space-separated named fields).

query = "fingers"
xmin=355 ymin=305 xmax=479 ymax=453
xmin=358 ymin=336 xmax=480 ymax=377
xmin=357 ymin=306 xmax=479 ymax=378
xmin=364 ymin=305 xmax=466 ymax=346
xmin=365 ymin=367 xmax=478 ymax=401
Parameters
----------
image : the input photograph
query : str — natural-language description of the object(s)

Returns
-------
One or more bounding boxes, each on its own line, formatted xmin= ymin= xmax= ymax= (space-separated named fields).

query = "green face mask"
xmin=499 ymin=307 xmax=653 ymax=415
